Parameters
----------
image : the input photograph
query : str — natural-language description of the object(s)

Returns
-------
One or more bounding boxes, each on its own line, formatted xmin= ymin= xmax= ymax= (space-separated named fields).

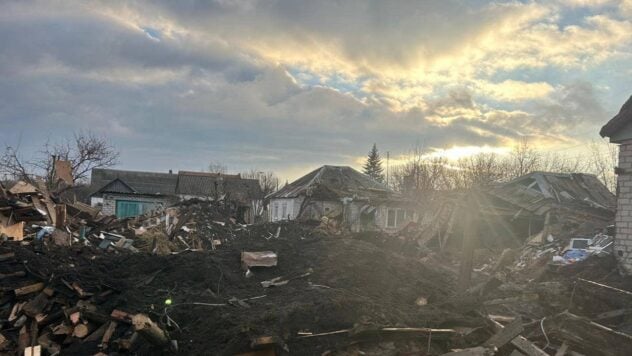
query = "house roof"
xmin=488 ymin=171 xmax=615 ymax=215
xmin=268 ymin=165 xmax=399 ymax=201
xmin=175 ymin=171 xmax=264 ymax=201
xmin=90 ymin=168 xmax=178 ymax=196
xmin=600 ymin=95 xmax=632 ymax=138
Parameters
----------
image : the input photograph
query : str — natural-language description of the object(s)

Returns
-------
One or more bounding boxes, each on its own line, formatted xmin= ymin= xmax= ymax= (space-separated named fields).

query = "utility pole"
xmin=386 ymin=151 xmax=390 ymax=187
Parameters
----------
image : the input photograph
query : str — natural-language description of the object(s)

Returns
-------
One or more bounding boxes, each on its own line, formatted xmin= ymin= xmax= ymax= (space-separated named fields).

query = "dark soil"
xmin=1 ymin=221 xmax=460 ymax=355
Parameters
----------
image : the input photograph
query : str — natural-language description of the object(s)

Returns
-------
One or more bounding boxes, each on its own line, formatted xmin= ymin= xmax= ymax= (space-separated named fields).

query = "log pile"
xmin=0 ymin=251 xmax=170 ymax=355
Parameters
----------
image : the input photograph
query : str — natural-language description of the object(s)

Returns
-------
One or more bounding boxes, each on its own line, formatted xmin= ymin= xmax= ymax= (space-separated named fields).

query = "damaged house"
xmin=89 ymin=169 xmax=178 ymax=218
xmin=89 ymin=168 xmax=263 ymax=223
xmin=175 ymin=171 xmax=264 ymax=223
xmin=416 ymin=171 xmax=615 ymax=249
xmin=267 ymin=165 xmax=416 ymax=232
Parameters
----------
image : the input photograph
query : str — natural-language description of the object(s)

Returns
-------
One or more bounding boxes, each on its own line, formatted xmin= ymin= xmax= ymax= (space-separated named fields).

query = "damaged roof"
xmin=488 ymin=172 xmax=615 ymax=216
xmin=176 ymin=171 xmax=264 ymax=201
xmin=268 ymin=165 xmax=400 ymax=201
xmin=90 ymin=168 xmax=178 ymax=196
xmin=600 ymin=95 xmax=632 ymax=139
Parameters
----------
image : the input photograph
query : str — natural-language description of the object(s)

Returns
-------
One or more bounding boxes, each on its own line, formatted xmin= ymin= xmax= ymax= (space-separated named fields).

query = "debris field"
xmin=2 ymin=181 xmax=632 ymax=356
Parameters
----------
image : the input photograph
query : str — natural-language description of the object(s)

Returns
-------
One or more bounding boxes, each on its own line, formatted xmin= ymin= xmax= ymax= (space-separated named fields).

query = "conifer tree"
xmin=363 ymin=143 xmax=384 ymax=182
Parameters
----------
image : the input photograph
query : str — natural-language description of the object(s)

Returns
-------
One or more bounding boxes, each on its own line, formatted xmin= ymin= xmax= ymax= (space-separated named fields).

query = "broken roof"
xmin=488 ymin=172 xmax=615 ymax=216
xmin=90 ymin=168 xmax=178 ymax=196
xmin=176 ymin=171 xmax=264 ymax=201
xmin=268 ymin=165 xmax=399 ymax=201
xmin=600 ymin=95 xmax=632 ymax=138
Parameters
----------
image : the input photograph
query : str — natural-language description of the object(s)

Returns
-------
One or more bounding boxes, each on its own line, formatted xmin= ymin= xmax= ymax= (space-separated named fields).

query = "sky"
xmin=1 ymin=0 xmax=631 ymax=181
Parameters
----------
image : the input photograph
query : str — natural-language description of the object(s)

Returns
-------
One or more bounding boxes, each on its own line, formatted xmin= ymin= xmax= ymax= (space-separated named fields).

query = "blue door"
xmin=116 ymin=200 xmax=141 ymax=218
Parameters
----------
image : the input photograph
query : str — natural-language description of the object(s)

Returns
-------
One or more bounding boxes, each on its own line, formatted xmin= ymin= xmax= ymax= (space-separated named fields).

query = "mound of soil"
xmin=1 ymin=221 xmax=458 ymax=355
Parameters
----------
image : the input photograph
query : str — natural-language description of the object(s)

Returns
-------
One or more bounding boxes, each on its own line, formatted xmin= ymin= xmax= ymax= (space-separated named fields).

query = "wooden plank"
xmin=24 ymin=345 xmax=41 ymax=356
xmin=55 ymin=204 xmax=67 ymax=229
xmin=35 ymin=183 xmax=56 ymax=226
xmin=101 ymin=321 xmax=118 ymax=348
xmin=554 ymin=342 xmax=569 ymax=356
xmin=15 ymin=282 xmax=45 ymax=296
xmin=594 ymin=308 xmax=632 ymax=320
xmin=488 ymin=318 xmax=548 ymax=356
xmin=511 ymin=336 xmax=550 ymax=356
xmin=0 ymin=270 xmax=27 ymax=279
xmin=484 ymin=317 xmax=524 ymax=349
xmin=441 ymin=347 xmax=491 ymax=356
xmin=0 ymin=221 xmax=24 ymax=240
xmin=22 ymin=292 xmax=49 ymax=317
xmin=9 ymin=181 xmax=38 ymax=195
xmin=0 ymin=252 xmax=16 ymax=262
xmin=132 ymin=313 xmax=169 ymax=346
xmin=578 ymin=278 xmax=632 ymax=297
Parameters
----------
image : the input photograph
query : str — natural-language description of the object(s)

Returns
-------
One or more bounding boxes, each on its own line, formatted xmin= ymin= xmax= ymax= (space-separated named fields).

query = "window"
xmin=386 ymin=208 xmax=410 ymax=228
xmin=387 ymin=209 xmax=396 ymax=228
xmin=281 ymin=202 xmax=288 ymax=219
xmin=273 ymin=202 xmax=279 ymax=220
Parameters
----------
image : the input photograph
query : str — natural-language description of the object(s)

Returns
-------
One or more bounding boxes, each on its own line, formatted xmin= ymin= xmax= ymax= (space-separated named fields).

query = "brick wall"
xmin=616 ymin=140 xmax=632 ymax=274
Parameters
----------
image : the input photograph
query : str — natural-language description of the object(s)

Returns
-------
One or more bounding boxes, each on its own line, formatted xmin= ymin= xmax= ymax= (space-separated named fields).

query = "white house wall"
xmin=269 ymin=197 xmax=304 ymax=221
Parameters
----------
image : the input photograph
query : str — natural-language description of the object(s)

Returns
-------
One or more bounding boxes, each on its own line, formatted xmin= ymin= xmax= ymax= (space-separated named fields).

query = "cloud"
xmin=0 ymin=0 xmax=629 ymax=180
xmin=476 ymin=80 xmax=555 ymax=102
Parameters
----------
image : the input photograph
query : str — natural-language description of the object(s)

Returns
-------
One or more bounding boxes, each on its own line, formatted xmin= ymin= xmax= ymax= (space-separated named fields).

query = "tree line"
xmin=363 ymin=139 xmax=618 ymax=198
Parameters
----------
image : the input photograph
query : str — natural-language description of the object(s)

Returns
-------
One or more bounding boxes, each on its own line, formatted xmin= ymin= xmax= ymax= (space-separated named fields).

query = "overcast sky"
xmin=1 ymin=0 xmax=631 ymax=181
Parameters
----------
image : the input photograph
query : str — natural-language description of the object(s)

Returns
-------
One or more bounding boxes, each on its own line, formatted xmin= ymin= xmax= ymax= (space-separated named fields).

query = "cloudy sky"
xmin=1 ymin=0 xmax=631 ymax=180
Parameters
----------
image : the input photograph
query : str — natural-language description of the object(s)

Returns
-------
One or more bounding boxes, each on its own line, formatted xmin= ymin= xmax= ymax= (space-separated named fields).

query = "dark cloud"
xmin=0 ymin=0 xmax=626 ymax=179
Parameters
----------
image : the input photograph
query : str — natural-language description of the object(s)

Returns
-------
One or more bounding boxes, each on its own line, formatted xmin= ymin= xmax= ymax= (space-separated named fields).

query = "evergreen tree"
xmin=363 ymin=143 xmax=384 ymax=182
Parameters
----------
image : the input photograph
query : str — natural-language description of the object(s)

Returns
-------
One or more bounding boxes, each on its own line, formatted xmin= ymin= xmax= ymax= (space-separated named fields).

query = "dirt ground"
xmin=2 ymin=221 xmax=465 ymax=355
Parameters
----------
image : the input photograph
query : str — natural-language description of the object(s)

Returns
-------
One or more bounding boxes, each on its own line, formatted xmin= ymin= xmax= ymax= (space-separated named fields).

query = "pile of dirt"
xmin=1 ymin=221 xmax=461 ymax=355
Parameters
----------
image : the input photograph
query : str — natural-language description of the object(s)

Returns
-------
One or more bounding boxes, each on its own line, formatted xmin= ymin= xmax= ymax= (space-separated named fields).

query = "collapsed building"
xmin=416 ymin=171 xmax=615 ymax=249
xmin=267 ymin=165 xmax=417 ymax=232
xmin=89 ymin=168 xmax=263 ymax=223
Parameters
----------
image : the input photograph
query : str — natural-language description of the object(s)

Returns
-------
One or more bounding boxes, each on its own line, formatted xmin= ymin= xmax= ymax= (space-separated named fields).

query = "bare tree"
xmin=507 ymin=138 xmax=540 ymax=179
xmin=241 ymin=169 xmax=280 ymax=196
xmin=588 ymin=139 xmax=618 ymax=192
xmin=0 ymin=131 xmax=119 ymax=190
xmin=208 ymin=162 xmax=228 ymax=174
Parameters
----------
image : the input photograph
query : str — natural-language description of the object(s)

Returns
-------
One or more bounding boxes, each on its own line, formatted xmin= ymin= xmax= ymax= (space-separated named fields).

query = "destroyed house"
xmin=488 ymin=171 xmax=615 ymax=220
xmin=487 ymin=172 xmax=615 ymax=243
xmin=267 ymin=165 xmax=416 ymax=232
xmin=416 ymin=172 xmax=615 ymax=250
xmin=600 ymin=95 xmax=632 ymax=273
xmin=175 ymin=171 xmax=264 ymax=223
xmin=89 ymin=169 xmax=264 ymax=222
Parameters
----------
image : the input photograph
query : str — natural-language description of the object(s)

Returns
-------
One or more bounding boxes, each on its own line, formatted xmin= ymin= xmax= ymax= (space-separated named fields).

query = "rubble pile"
xmin=2 ymin=181 xmax=632 ymax=355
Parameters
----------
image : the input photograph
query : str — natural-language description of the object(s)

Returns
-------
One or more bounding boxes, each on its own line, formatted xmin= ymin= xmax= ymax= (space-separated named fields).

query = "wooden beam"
xmin=132 ymin=313 xmax=169 ymax=346
xmin=484 ymin=317 xmax=524 ymax=349
xmin=488 ymin=317 xmax=548 ymax=356
xmin=15 ymin=282 xmax=45 ymax=296
xmin=578 ymin=278 xmax=632 ymax=297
